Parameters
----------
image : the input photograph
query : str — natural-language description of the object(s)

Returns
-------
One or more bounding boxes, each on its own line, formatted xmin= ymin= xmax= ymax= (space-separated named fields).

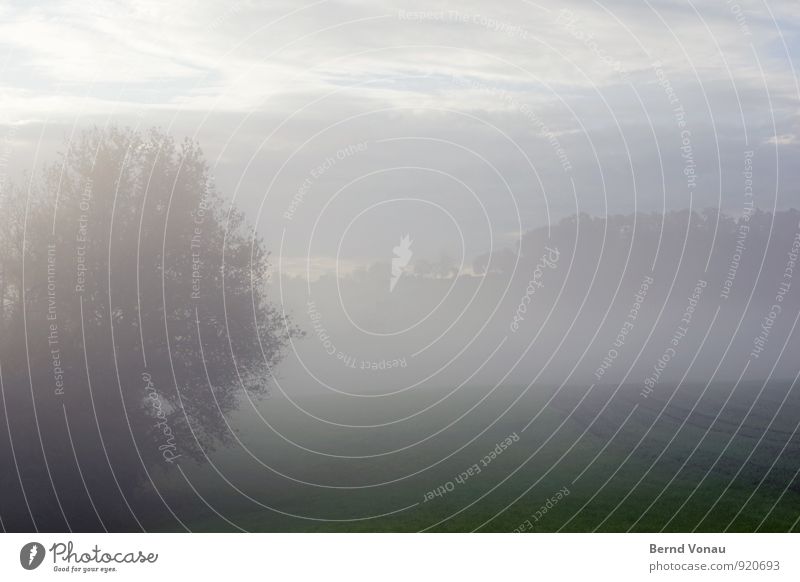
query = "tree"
xmin=0 ymin=127 xmax=301 ymax=531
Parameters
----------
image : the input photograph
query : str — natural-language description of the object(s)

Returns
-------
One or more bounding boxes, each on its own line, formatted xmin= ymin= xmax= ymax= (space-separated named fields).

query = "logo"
xmin=390 ymin=234 xmax=413 ymax=292
xmin=20 ymin=542 xmax=45 ymax=570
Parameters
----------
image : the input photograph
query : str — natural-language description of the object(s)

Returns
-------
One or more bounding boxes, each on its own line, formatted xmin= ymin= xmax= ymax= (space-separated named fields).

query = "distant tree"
xmin=0 ymin=127 xmax=301 ymax=531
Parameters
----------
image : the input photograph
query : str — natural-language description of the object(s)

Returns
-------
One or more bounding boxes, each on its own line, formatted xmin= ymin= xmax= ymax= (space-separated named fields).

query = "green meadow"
xmin=154 ymin=380 xmax=800 ymax=532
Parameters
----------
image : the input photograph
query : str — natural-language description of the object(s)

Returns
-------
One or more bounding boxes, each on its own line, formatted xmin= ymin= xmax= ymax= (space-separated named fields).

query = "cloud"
xmin=0 ymin=0 xmax=797 ymax=275
xmin=767 ymin=133 xmax=797 ymax=144
xmin=1 ymin=0 xmax=796 ymax=114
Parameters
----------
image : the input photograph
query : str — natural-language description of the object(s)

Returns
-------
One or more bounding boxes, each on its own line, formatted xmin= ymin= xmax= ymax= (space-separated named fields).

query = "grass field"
xmin=151 ymin=380 xmax=800 ymax=532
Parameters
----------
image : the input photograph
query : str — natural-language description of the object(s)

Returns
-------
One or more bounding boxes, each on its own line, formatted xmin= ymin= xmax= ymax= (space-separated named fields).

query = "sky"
xmin=0 ymin=0 xmax=798 ymax=273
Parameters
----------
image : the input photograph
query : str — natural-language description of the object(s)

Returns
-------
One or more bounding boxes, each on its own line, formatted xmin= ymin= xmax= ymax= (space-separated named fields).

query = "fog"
xmin=0 ymin=0 xmax=799 ymax=532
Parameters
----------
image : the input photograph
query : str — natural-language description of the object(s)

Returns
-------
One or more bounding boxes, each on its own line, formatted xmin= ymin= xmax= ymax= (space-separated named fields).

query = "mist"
xmin=1 ymin=0 xmax=799 ymax=533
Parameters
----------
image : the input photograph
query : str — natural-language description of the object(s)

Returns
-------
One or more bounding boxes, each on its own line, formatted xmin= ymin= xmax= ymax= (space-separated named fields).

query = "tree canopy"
xmin=0 ymin=126 xmax=300 ymax=531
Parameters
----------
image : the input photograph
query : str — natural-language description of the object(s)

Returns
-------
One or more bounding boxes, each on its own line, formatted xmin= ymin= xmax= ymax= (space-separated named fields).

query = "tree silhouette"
xmin=0 ymin=127 xmax=300 ymax=531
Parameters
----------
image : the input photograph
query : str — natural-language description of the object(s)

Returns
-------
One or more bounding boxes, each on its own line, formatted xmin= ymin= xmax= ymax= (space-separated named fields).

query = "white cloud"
xmin=0 ymin=0 xmax=797 ymax=268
